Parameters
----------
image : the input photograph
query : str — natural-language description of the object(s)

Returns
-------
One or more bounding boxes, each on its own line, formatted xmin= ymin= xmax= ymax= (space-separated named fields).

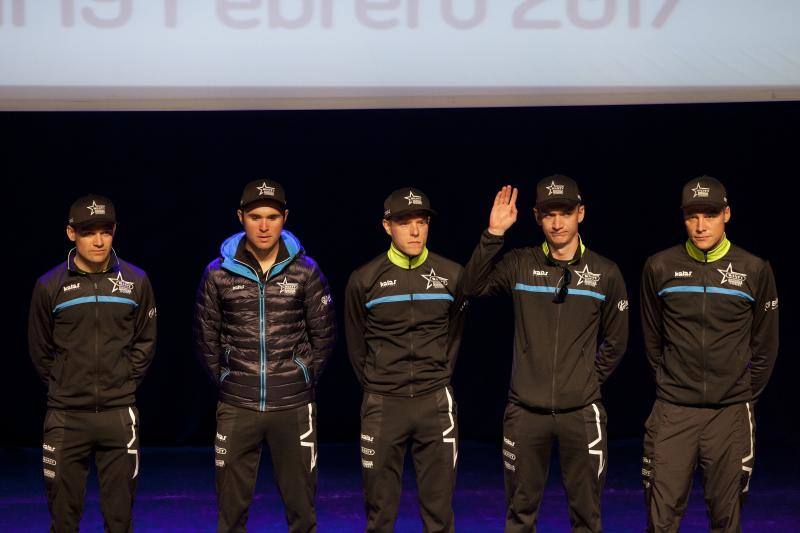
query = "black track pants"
xmin=642 ymin=400 xmax=755 ymax=533
xmin=360 ymin=387 xmax=458 ymax=533
xmin=214 ymin=401 xmax=318 ymax=533
xmin=502 ymin=402 xmax=608 ymax=533
xmin=42 ymin=407 xmax=140 ymax=533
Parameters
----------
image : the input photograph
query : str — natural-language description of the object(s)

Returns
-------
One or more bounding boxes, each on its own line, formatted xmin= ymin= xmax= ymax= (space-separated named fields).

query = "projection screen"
xmin=1 ymin=0 xmax=799 ymax=110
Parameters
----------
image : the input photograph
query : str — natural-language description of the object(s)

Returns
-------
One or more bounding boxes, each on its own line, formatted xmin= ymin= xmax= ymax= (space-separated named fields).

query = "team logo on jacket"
xmin=421 ymin=269 xmax=448 ymax=289
xmin=574 ymin=265 xmax=601 ymax=287
xmin=107 ymin=272 xmax=134 ymax=294
xmin=321 ymin=295 xmax=332 ymax=306
xmin=617 ymin=300 xmax=629 ymax=311
xmin=532 ymin=269 xmax=548 ymax=277
xmin=691 ymin=183 xmax=710 ymax=198
xmin=62 ymin=283 xmax=80 ymax=292
xmin=277 ymin=277 xmax=299 ymax=295
xmin=404 ymin=190 xmax=423 ymax=205
xmin=674 ymin=271 xmax=692 ymax=278
xmin=764 ymin=298 xmax=779 ymax=311
xmin=545 ymin=180 xmax=564 ymax=196
xmin=256 ymin=182 xmax=275 ymax=196
xmin=717 ymin=263 xmax=747 ymax=287
xmin=380 ymin=279 xmax=397 ymax=288
xmin=86 ymin=200 xmax=106 ymax=215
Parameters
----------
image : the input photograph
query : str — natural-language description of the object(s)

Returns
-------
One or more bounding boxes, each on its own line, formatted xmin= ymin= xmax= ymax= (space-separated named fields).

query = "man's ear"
xmin=382 ymin=219 xmax=392 ymax=237
xmin=577 ymin=205 xmax=586 ymax=224
xmin=66 ymin=225 xmax=77 ymax=242
xmin=283 ymin=209 xmax=289 ymax=226
xmin=237 ymin=209 xmax=244 ymax=225
xmin=533 ymin=208 xmax=543 ymax=227
xmin=723 ymin=206 xmax=731 ymax=224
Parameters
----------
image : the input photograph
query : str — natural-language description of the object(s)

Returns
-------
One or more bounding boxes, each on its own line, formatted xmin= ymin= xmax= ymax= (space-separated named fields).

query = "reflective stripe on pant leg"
xmin=126 ymin=406 xmax=139 ymax=479
xmin=442 ymin=387 xmax=457 ymax=469
xmin=741 ymin=402 xmax=755 ymax=493
xmin=299 ymin=403 xmax=317 ymax=472
xmin=587 ymin=403 xmax=605 ymax=479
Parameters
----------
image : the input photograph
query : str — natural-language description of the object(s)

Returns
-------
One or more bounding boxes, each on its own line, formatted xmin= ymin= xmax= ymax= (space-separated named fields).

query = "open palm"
xmin=488 ymin=185 xmax=518 ymax=236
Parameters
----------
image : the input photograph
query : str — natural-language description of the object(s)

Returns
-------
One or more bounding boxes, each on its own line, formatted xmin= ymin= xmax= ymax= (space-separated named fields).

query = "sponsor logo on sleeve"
xmin=617 ymin=300 xmax=629 ymax=311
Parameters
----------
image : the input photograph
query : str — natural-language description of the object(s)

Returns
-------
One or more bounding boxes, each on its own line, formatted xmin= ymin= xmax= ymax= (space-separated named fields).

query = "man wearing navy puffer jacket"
xmin=194 ymin=179 xmax=336 ymax=533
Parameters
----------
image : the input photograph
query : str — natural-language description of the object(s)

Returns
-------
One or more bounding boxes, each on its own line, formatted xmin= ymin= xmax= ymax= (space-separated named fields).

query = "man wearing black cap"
xmin=194 ymin=179 xmax=336 ymax=532
xmin=28 ymin=194 xmax=157 ymax=532
xmin=463 ymin=179 xmax=629 ymax=532
xmin=640 ymin=176 xmax=779 ymax=532
xmin=345 ymin=187 xmax=477 ymax=532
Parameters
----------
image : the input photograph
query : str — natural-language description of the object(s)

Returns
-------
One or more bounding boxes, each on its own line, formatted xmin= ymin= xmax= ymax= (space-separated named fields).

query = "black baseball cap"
xmin=383 ymin=187 xmax=437 ymax=219
xmin=535 ymin=175 xmax=582 ymax=209
xmin=67 ymin=194 xmax=117 ymax=228
xmin=240 ymin=179 xmax=287 ymax=210
xmin=681 ymin=176 xmax=728 ymax=210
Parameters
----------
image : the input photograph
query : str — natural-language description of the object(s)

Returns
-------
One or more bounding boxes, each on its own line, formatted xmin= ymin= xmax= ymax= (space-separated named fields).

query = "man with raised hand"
xmin=464 ymin=178 xmax=628 ymax=532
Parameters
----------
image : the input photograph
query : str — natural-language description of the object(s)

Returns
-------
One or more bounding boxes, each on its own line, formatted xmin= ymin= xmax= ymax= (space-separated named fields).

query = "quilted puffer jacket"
xmin=194 ymin=230 xmax=336 ymax=412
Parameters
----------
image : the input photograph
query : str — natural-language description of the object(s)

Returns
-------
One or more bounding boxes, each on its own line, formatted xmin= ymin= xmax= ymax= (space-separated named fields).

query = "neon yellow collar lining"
xmin=685 ymin=235 xmax=730 ymax=263
xmin=388 ymin=242 xmax=428 ymax=269
xmin=542 ymin=237 xmax=586 ymax=265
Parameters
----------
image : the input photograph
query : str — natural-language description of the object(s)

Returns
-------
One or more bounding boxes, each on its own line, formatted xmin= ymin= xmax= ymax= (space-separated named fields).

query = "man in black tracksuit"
xmin=463 ymin=179 xmax=629 ymax=532
xmin=194 ymin=179 xmax=336 ymax=533
xmin=346 ymin=188 xmax=478 ymax=533
xmin=28 ymin=195 xmax=157 ymax=533
xmin=640 ymin=176 xmax=779 ymax=533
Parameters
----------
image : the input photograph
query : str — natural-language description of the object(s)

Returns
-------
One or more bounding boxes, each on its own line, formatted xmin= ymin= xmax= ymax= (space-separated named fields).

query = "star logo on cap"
xmin=573 ymin=264 xmax=601 ymax=287
xmin=86 ymin=200 xmax=106 ymax=216
xmin=107 ymin=271 xmax=134 ymax=294
xmin=421 ymin=268 xmax=448 ymax=290
xmin=257 ymin=182 xmax=275 ymax=196
xmin=691 ymin=183 xmax=710 ymax=198
xmin=404 ymin=190 xmax=423 ymax=206
xmin=545 ymin=181 xmax=564 ymax=196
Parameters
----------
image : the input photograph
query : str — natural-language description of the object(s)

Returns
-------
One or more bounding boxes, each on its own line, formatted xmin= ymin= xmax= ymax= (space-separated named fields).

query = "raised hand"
xmin=488 ymin=185 xmax=518 ymax=236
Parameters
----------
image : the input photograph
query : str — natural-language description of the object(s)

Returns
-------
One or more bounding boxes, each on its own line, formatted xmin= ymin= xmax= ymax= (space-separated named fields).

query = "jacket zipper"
xmin=702 ymin=252 xmax=708 ymax=404
xmin=233 ymin=258 xmax=268 ymax=411
xmin=408 ymin=258 xmax=415 ymax=398
xmin=552 ymin=304 xmax=562 ymax=412
xmin=93 ymin=280 xmax=100 ymax=412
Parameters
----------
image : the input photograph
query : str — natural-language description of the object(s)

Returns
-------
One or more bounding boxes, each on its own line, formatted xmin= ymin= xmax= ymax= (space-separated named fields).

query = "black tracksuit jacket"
xmin=641 ymin=238 xmax=779 ymax=406
xmin=463 ymin=231 xmax=629 ymax=412
xmin=345 ymin=245 xmax=469 ymax=397
xmin=28 ymin=249 xmax=157 ymax=411
xmin=194 ymin=230 xmax=336 ymax=412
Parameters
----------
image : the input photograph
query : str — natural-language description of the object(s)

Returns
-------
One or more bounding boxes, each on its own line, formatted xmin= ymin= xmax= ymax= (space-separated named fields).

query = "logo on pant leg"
xmin=360 ymin=434 xmax=374 ymax=442
xmin=361 ymin=447 xmax=376 ymax=456
xmin=216 ymin=433 xmax=227 ymax=442
xmin=215 ymin=445 xmax=227 ymax=455
xmin=361 ymin=459 xmax=374 ymax=469
xmin=43 ymin=443 xmax=56 ymax=453
xmin=42 ymin=457 xmax=57 ymax=466
xmin=43 ymin=469 xmax=56 ymax=479
xmin=215 ymin=459 xmax=225 ymax=468
xmin=503 ymin=436 xmax=515 ymax=448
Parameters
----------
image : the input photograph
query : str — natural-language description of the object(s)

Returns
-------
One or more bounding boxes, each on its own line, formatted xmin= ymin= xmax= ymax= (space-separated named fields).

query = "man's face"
xmin=683 ymin=205 xmax=730 ymax=251
xmin=382 ymin=212 xmax=430 ymax=257
xmin=535 ymin=204 xmax=584 ymax=247
xmin=67 ymin=223 xmax=115 ymax=268
xmin=238 ymin=202 xmax=288 ymax=252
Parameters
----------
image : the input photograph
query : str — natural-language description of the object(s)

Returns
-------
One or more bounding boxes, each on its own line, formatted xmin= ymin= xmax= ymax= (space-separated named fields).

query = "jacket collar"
xmin=541 ymin=236 xmax=586 ymax=266
xmin=67 ymin=247 xmax=120 ymax=274
xmin=685 ymin=235 xmax=730 ymax=263
xmin=387 ymin=242 xmax=428 ymax=269
xmin=220 ymin=230 xmax=302 ymax=282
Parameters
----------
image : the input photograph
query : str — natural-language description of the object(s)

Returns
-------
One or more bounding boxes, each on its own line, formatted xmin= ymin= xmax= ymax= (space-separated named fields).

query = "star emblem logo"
xmin=573 ymin=264 xmax=601 ymax=287
xmin=404 ymin=190 xmax=423 ymax=206
xmin=256 ymin=182 xmax=275 ymax=196
xmin=545 ymin=181 xmax=564 ymax=196
xmin=691 ymin=183 xmax=710 ymax=198
xmin=107 ymin=271 xmax=134 ymax=294
xmin=717 ymin=263 xmax=747 ymax=287
xmin=421 ymin=268 xmax=448 ymax=290
xmin=277 ymin=276 xmax=299 ymax=295
xmin=86 ymin=200 xmax=106 ymax=215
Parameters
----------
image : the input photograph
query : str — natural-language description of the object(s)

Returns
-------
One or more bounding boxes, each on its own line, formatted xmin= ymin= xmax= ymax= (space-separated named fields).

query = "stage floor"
xmin=2 ymin=440 xmax=797 ymax=532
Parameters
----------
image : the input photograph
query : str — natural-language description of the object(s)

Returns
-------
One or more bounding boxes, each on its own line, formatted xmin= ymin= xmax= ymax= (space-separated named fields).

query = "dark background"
xmin=4 ymin=102 xmax=797 ymax=448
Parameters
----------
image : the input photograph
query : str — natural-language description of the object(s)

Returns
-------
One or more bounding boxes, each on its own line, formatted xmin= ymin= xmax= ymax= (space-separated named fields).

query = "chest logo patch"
xmin=717 ymin=263 xmax=747 ymax=287
xmin=574 ymin=264 xmax=601 ymax=287
xmin=277 ymin=277 xmax=299 ymax=295
xmin=421 ymin=268 xmax=448 ymax=290
xmin=532 ymin=269 xmax=549 ymax=277
xmin=674 ymin=271 xmax=692 ymax=278
xmin=380 ymin=279 xmax=397 ymax=288
xmin=107 ymin=272 xmax=134 ymax=295
xmin=63 ymin=283 xmax=81 ymax=293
